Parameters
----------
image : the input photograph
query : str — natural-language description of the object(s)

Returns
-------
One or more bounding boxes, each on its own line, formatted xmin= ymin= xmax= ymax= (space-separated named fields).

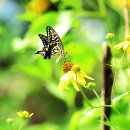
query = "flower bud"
xmin=6 ymin=118 xmax=13 ymax=124
xmin=17 ymin=111 xmax=33 ymax=119
xmin=87 ymin=82 xmax=96 ymax=90
xmin=105 ymin=33 xmax=115 ymax=39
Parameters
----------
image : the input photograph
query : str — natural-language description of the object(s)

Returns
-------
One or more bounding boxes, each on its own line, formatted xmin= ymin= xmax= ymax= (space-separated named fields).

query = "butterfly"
xmin=35 ymin=26 xmax=66 ymax=62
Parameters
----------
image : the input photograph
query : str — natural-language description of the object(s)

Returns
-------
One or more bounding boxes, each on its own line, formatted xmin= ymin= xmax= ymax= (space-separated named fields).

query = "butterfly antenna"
xmin=66 ymin=45 xmax=77 ymax=53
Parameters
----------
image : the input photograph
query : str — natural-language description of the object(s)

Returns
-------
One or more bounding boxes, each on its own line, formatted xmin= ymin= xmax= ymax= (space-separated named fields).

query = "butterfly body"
xmin=35 ymin=26 xmax=66 ymax=61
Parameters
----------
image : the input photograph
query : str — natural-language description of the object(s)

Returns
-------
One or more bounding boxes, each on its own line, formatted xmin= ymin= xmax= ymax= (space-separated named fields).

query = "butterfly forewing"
xmin=47 ymin=26 xmax=64 ymax=48
xmin=48 ymin=26 xmax=66 ymax=57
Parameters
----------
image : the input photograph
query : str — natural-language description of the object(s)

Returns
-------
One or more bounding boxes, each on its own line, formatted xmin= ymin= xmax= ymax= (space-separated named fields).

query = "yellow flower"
xmin=105 ymin=33 xmax=115 ymax=39
xmin=114 ymin=36 xmax=130 ymax=51
xmin=26 ymin=0 xmax=50 ymax=14
xmin=110 ymin=0 xmax=130 ymax=10
xmin=57 ymin=62 xmax=94 ymax=92
xmin=17 ymin=111 xmax=33 ymax=119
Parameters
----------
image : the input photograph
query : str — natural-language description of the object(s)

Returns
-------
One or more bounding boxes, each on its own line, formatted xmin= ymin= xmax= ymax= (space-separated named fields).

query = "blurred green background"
xmin=0 ymin=0 xmax=130 ymax=130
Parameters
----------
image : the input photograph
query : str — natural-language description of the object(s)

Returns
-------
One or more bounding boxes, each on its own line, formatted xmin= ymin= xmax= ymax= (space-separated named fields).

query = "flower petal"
xmin=76 ymin=72 xmax=87 ymax=88
xmin=57 ymin=71 xmax=72 ymax=92
xmin=127 ymin=46 xmax=130 ymax=55
xmin=80 ymin=71 xmax=94 ymax=80
xmin=114 ymin=41 xmax=125 ymax=50
xmin=71 ymin=74 xmax=80 ymax=91
xmin=123 ymin=41 xmax=130 ymax=51
xmin=71 ymin=72 xmax=86 ymax=89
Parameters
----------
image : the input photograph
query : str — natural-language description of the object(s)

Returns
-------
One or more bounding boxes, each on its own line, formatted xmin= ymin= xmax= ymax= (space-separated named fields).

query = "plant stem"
xmin=18 ymin=119 xmax=24 ymax=130
xmin=75 ymin=75 xmax=94 ymax=109
xmin=93 ymin=88 xmax=102 ymax=102
xmin=78 ymin=83 xmax=94 ymax=109
xmin=9 ymin=124 xmax=13 ymax=130
xmin=111 ymin=50 xmax=126 ymax=99
xmin=109 ymin=39 xmax=117 ymax=65
xmin=123 ymin=0 xmax=129 ymax=38
xmin=98 ymin=0 xmax=106 ymax=16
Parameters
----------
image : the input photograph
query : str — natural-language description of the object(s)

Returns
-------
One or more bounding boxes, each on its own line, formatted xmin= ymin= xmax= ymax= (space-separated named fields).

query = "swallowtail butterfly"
xmin=35 ymin=26 xmax=66 ymax=62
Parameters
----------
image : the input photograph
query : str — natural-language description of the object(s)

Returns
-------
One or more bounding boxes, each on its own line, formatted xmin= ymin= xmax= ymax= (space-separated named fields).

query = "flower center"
xmin=71 ymin=65 xmax=80 ymax=73
xmin=62 ymin=61 xmax=74 ymax=73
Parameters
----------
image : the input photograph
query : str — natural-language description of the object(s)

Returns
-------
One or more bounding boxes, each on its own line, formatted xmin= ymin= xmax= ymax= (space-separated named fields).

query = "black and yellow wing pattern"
xmin=35 ymin=26 xmax=66 ymax=62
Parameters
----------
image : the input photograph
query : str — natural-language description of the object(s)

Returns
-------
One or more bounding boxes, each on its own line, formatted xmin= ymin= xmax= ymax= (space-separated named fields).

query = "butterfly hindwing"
xmin=38 ymin=34 xmax=48 ymax=46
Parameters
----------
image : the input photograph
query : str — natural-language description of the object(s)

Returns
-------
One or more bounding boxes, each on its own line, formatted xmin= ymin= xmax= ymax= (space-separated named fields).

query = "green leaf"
xmin=79 ymin=109 xmax=101 ymax=127
xmin=104 ymin=116 xmax=130 ymax=130
xmin=70 ymin=111 xmax=82 ymax=130
xmin=112 ymin=91 xmax=130 ymax=105
xmin=26 ymin=11 xmax=72 ymax=37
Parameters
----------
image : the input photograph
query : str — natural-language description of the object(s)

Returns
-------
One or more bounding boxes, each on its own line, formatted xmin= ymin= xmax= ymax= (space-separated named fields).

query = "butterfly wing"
xmin=35 ymin=34 xmax=52 ymax=59
xmin=47 ymin=26 xmax=66 ymax=58
xmin=38 ymin=34 xmax=48 ymax=46
xmin=35 ymin=26 xmax=66 ymax=61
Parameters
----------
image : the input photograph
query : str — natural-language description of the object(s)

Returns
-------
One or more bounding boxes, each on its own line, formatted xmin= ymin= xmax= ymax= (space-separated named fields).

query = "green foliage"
xmin=105 ymin=116 xmax=130 ymax=130
xmin=1 ymin=0 xmax=130 ymax=130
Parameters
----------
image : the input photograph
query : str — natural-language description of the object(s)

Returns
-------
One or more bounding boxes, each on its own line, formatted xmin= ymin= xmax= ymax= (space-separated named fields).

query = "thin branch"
xmin=101 ymin=43 xmax=113 ymax=130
